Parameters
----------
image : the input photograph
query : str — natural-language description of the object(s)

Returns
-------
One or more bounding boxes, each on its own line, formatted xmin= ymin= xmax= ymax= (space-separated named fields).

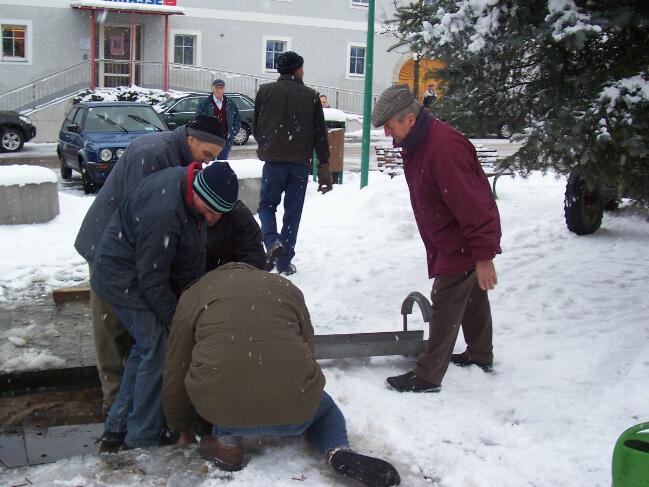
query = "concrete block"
xmin=0 ymin=181 xmax=59 ymax=224
xmin=238 ymin=177 xmax=261 ymax=214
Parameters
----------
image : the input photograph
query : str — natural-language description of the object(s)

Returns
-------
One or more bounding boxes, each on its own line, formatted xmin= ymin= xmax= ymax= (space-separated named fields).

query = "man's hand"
xmin=475 ymin=260 xmax=497 ymax=291
xmin=317 ymin=163 xmax=333 ymax=194
xmin=176 ymin=430 xmax=197 ymax=447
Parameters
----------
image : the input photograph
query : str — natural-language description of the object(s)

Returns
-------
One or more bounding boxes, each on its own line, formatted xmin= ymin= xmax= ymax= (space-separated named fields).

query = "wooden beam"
xmin=52 ymin=287 xmax=90 ymax=304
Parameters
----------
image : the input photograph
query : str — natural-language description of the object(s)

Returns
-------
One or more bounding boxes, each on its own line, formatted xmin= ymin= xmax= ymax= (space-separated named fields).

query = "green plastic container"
xmin=612 ymin=422 xmax=649 ymax=487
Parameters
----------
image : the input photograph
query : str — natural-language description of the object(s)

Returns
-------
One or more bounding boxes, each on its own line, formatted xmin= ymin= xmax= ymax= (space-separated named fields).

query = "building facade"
xmin=0 ymin=0 xmax=420 ymax=113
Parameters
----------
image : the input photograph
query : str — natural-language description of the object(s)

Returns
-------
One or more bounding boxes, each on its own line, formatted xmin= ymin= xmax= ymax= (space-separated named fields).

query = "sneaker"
xmin=199 ymin=436 xmax=244 ymax=472
xmin=278 ymin=263 xmax=297 ymax=276
xmin=97 ymin=430 xmax=126 ymax=453
xmin=386 ymin=372 xmax=440 ymax=393
xmin=328 ymin=449 xmax=400 ymax=487
xmin=159 ymin=427 xmax=180 ymax=446
xmin=264 ymin=241 xmax=284 ymax=272
xmin=451 ymin=351 xmax=493 ymax=372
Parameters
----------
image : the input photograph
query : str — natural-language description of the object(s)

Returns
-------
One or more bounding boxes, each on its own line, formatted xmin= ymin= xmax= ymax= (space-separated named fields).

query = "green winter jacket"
xmin=163 ymin=262 xmax=325 ymax=431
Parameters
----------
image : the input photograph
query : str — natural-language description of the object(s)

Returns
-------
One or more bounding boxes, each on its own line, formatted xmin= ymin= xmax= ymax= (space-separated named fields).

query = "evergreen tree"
xmin=387 ymin=0 xmax=649 ymax=201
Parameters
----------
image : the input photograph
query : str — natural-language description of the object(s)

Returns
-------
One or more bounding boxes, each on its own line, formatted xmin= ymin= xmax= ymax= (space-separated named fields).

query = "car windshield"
xmin=85 ymin=106 xmax=166 ymax=132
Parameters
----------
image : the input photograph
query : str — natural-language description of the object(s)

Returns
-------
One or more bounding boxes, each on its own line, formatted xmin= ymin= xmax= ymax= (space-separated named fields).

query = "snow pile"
xmin=214 ymin=159 xmax=264 ymax=179
xmin=0 ymin=165 xmax=57 ymax=187
xmin=74 ymin=85 xmax=170 ymax=106
xmin=0 ymin=324 xmax=65 ymax=373
xmin=323 ymin=107 xmax=346 ymax=123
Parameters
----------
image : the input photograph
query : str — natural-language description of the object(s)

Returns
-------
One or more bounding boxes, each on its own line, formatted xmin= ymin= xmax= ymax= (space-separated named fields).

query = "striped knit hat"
xmin=193 ymin=161 xmax=239 ymax=213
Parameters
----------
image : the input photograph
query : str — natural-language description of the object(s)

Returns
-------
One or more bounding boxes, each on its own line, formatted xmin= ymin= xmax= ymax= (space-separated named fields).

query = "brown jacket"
xmin=163 ymin=262 xmax=325 ymax=431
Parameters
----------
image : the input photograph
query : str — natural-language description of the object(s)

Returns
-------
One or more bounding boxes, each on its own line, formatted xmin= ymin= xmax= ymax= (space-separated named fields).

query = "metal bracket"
xmin=400 ymin=291 xmax=432 ymax=331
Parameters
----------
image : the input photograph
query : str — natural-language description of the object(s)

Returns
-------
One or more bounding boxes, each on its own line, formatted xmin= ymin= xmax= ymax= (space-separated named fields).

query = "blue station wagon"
xmin=57 ymin=101 xmax=168 ymax=193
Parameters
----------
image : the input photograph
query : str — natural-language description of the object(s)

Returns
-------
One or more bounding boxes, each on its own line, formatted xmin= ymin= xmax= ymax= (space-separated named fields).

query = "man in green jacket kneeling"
xmin=163 ymin=263 xmax=400 ymax=487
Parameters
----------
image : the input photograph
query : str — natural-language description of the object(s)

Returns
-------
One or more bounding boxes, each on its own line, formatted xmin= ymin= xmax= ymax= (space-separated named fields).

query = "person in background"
xmin=320 ymin=94 xmax=331 ymax=108
xmin=163 ymin=263 xmax=401 ymax=487
xmin=254 ymin=50 xmax=333 ymax=275
xmin=196 ymin=79 xmax=241 ymax=160
xmin=371 ymin=85 xmax=502 ymax=393
xmin=92 ymin=161 xmax=239 ymax=450
xmin=74 ymin=116 xmax=225 ymax=411
xmin=422 ymin=83 xmax=437 ymax=111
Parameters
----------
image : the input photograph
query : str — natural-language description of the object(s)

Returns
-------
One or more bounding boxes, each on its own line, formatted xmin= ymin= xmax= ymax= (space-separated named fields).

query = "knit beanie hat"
xmin=193 ymin=161 xmax=239 ymax=213
xmin=187 ymin=115 xmax=227 ymax=147
xmin=277 ymin=51 xmax=304 ymax=75
xmin=371 ymin=84 xmax=418 ymax=127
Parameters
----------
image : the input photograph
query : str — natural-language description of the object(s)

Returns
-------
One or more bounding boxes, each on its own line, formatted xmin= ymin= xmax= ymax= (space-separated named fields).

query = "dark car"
xmin=155 ymin=92 xmax=255 ymax=145
xmin=0 ymin=111 xmax=37 ymax=153
xmin=57 ymin=101 xmax=168 ymax=194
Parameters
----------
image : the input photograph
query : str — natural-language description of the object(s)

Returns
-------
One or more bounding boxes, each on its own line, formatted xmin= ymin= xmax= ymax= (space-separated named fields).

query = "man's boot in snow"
xmin=199 ymin=435 xmax=243 ymax=471
xmin=451 ymin=350 xmax=493 ymax=372
xmin=264 ymin=241 xmax=284 ymax=272
xmin=328 ymin=448 xmax=400 ymax=487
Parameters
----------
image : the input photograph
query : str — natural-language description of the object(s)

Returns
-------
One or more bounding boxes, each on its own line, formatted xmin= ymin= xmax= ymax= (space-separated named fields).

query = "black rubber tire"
xmin=233 ymin=124 xmax=250 ymax=146
xmin=1 ymin=127 xmax=25 ymax=153
xmin=59 ymin=154 xmax=72 ymax=180
xmin=81 ymin=164 xmax=97 ymax=194
xmin=564 ymin=173 xmax=604 ymax=235
xmin=604 ymin=199 xmax=619 ymax=212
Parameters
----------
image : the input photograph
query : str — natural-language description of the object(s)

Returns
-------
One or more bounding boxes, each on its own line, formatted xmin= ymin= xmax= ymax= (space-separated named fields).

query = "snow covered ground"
xmin=1 ymin=169 xmax=649 ymax=486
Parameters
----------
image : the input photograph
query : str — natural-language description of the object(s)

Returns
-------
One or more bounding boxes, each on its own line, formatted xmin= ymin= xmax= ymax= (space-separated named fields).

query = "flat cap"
xmin=371 ymin=84 xmax=417 ymax=127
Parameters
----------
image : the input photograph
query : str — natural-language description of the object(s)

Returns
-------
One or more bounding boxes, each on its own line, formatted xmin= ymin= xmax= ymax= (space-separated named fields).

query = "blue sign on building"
xmin=104 ymin=0 xmax=164 ymax=5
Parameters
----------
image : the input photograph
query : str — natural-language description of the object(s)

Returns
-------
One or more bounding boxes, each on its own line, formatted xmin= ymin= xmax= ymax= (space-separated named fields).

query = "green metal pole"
xmin=360 ymin=0 xmax=375 ymax=189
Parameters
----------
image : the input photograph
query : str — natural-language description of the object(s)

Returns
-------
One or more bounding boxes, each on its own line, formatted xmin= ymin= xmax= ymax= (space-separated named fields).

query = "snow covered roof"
xmin=0 ymin=165 xmax=57 ymax=187
xmin=70 ymin=0 xmax=185 ymax=15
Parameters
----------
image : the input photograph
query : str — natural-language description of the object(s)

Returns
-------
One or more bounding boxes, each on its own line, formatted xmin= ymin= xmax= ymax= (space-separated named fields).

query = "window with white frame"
xmin=351 ymin=0 xmax=369 ymax=7
xmin=347 ymin=44 xmax=366 ymax=77
xmin=174 ymin=34 xmax=196 ymax=65
xmin=1 ymin=22 xmax=28 ymax=62
xmin=264 ymin=38 xmax=289 ymax=71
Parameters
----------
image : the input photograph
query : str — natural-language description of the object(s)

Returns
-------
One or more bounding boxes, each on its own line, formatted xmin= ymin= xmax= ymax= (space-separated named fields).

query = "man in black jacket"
xmin=254 ymin=51 xmax=333 ymax=276
xmin=92 ymin=161 xmax=239 ymax=450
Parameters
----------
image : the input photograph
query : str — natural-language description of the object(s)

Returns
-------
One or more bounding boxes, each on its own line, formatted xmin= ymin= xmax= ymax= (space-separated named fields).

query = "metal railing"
xmin=0 ymin=61 xmax=90 ymax=112
xmin=1 ymin=60 xmax=378 ymax=115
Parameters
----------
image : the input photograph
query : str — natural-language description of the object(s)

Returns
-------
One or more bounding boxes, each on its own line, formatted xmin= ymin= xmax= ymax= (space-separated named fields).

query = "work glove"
xmin=317 ymin=163 xmax=333 ymax=194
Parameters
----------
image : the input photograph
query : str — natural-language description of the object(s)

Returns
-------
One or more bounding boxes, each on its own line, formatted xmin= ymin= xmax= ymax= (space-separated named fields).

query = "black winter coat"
xmin=205 ymin=201 xmax=266 ymax=272
xmin=253 ymin=74 xmax=329 ymax=165
xmin=91 ymin=166 xmax=206 ymax=327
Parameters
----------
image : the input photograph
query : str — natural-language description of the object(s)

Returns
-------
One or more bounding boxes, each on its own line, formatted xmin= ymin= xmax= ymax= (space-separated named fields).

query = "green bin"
xmin=612 ymin=422 xmax=649 ymax=487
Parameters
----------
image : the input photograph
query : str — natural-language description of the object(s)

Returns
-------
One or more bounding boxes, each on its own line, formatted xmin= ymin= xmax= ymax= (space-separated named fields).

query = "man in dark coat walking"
xmin=254 ymin=50 xmax=333 ymax=275
xmin=75 ymin=116 xmax=225 ymax=408
xmin=371 ymin=85 xmax=502 ymax=393
xmin=163 ymin=263 xmax=400 ymax=487
xmin=92 ymin=161 xmax=239 ymax=449
xmin=196 ymin=78 xmax=241 ymax=160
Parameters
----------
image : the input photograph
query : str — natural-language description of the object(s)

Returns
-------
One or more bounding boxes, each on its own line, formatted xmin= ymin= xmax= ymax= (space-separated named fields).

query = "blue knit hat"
xmin=193 ymin=161 xmax=239 ymax=213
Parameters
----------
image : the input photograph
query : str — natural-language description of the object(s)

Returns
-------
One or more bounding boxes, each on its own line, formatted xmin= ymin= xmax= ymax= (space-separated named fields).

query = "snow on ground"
xmin=1 ymin=170 xmax=649 ymax=486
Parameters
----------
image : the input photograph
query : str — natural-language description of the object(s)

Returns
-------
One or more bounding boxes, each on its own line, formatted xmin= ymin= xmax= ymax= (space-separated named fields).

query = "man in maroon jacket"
xmin=371 ymin=85 xmax=502 ymax=393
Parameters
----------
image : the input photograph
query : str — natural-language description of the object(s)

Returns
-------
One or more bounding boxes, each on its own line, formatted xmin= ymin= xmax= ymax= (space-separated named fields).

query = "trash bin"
xmin=612 ymin=422 xmax=649 ymax=487
xmin=323 ymin=109 xmax=346 ymax=184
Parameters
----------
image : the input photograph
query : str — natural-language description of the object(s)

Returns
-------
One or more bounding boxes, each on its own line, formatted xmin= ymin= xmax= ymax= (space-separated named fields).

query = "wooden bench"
xmin=374 ymin=143 xmax=513 ymax=198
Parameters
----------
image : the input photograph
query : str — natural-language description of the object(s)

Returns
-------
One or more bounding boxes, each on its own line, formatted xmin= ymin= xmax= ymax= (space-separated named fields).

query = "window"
xmin=174 ymin=34 xmax=196 ymax=65
xmin=1 ymin=21 xmax=29 ymax=62
xmin=351 ymin=0 xmax=369 ymax=7
xmin=173 ymin=97 xmax=201 ymax=113
xmin=347 ymin=44 xmax=366 ymax=77
xmin=265 ymin=39 xmax=287 ymax=71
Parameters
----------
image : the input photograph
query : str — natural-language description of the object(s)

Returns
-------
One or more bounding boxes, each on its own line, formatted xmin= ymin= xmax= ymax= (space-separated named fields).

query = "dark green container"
xmin=612 ymin=422 xmax=649 ymax=487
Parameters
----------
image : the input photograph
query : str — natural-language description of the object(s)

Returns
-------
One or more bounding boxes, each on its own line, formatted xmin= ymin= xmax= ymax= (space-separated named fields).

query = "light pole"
xmin=360 ymin=0 xmax=375 ymax=188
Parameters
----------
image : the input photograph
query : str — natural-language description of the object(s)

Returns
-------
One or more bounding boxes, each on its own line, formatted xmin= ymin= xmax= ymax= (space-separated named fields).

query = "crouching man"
xmin=163 ymin=263 xmax=400 ymax=487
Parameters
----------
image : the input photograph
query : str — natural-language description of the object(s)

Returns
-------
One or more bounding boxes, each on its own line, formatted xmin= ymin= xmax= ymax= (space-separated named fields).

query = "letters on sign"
xmin=103 ymin=0 xmax=178 ymax=6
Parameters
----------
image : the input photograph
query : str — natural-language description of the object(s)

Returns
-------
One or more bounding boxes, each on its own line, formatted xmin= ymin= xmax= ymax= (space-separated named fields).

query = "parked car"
xmin=0 ymin=111 xmax=37 ymax=153
xmin=155 ymin=92 xmax=255 ymax=145
xmin=57 ymin=101 xmax=168 ymax=194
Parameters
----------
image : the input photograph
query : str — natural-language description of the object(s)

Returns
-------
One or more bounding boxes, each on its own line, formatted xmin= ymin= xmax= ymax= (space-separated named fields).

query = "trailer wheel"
xmin=564 ymin=173 xmax=604 ymax=235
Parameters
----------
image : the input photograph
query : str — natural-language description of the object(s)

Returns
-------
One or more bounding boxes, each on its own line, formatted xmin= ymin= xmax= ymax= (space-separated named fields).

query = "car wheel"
xmin=81 ymin=164 xmax=97 ymax=194
xmin=564 ymin=172 xmax=604 ymax=235
xmin=1 ymin=127 xmax=25 ymax=152
xmin=233 ymin=124 xmax=250 ymax=145
xmin=499 ymin=124 xmax=513 ymax=138
xmin=59 ymin=153 xmax=72 ymax=180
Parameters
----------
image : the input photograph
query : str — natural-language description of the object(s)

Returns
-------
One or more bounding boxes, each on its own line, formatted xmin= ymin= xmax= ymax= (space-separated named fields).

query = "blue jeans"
xmin=104 ymin=305 xmax=167 ymax=448
xmin=217 ymin=142 xmax=233 ymax=160
xmin=257 ymin=161 xmax=309 ymax=272
xmin=212 ymin=392 xmax=349 ymax=455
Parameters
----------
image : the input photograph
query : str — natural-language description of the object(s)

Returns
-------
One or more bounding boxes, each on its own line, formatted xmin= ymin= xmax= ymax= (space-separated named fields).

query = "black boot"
xmin=264 ymin=241 xmax=284 ymax=272
xmin=451 ymin=351 xmax=493 ymax=372
xmin=386 ymin=372 xmax=440 ymax=393
xmin=329 ymin=449 xmax=400 ymax=487
xmin=97 ymin=430 xmax=126 ymax=453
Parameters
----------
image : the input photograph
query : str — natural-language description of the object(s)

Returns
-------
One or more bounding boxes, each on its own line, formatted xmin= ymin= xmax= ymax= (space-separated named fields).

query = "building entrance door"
xmin=95 ymin=24 xmax=142 ymax=88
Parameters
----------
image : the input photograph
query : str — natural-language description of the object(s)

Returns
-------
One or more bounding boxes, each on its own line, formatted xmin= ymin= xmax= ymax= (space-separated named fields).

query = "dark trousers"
xmin=257 ymin=161 xmax=309 ymax=272
xmin=414 ymin=270 xmax=493 ymax=385
xmin=217 ymin=142 xmax=233 ymax=160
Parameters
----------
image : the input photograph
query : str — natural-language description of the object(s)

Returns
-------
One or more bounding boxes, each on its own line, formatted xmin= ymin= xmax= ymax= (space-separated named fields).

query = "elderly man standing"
xmin=371 ymin=85 xmax=502 ymax=393
xmin=254 ymin=50 xmax=333 ymax=275
xmin=196 ymin=79 xmax=241 ymax=160
xmin=92 ymin=161 xmax=240 ymax=450
xmin=75 ymin=116 xmax=226 ymax=410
